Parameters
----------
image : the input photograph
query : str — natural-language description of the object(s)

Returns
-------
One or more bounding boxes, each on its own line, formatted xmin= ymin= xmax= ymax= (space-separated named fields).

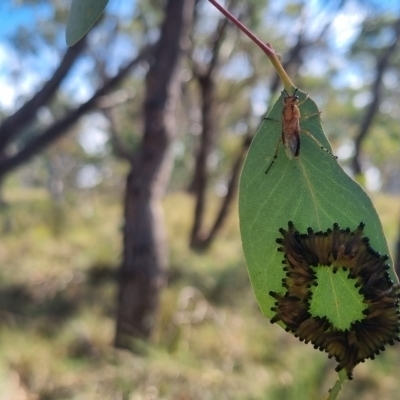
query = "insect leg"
xmin=300 ymin=129 xmax=337 ymax=160
xmin=295 ymin=92 xmax=309 ymax=107
xmin=300 ymin=111 xmax=321 ymax=121
xmin=265 ymin=138 xmax=282 ymax=174
xmin=295 ymin=91 xmax=321 ymax=121
xmin=263 ymin=117 xmax=279 ymax=122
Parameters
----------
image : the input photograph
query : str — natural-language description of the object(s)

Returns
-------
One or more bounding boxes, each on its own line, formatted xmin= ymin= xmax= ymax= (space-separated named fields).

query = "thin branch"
xmin=208 ymin=0 xmax=294 ymax=90
xmin=189 ymin=5 xmax=231 ymax=247
xmin=206 ymin=15 xmax=230 ymax=78
xmin=0 ymin=46 xmax=153 ymax=178
xmin=0 ymin=37 xmax=87 ymax=152
xmin=269 ymin=3 xmax=341 ymax=97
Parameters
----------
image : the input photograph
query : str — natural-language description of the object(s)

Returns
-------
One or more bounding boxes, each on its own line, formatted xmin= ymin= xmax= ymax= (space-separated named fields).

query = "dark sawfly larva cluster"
xmin=269 ymin=221 xmax=400 ymax=379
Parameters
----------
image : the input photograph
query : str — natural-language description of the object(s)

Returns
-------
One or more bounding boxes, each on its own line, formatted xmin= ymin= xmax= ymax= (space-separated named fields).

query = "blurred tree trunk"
xmin=114 ymin=0 xmax=195 ymax=346
xmin=189 ymin=17 xmax=228 ymax=248
xmin=351 ymin=17 xmax=400 ymax=176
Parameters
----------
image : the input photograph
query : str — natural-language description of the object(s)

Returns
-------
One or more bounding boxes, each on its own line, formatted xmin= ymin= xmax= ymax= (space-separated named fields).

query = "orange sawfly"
xmin=265 ymin=89 xmax=335 ymax=174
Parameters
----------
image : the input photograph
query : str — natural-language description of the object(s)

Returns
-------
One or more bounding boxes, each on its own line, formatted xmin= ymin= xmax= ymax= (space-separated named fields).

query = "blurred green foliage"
xmin=0 ymin=184 xmax=399 ymax=399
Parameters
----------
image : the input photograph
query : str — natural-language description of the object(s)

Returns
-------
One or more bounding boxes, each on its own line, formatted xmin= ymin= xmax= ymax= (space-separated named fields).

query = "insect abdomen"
xmin=282 ymin=104 xmax=301 ymax=159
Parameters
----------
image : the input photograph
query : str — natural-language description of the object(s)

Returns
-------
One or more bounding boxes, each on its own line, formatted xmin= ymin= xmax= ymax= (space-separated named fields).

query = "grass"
xmin=0 ymin=186 xmax=400 ymax=399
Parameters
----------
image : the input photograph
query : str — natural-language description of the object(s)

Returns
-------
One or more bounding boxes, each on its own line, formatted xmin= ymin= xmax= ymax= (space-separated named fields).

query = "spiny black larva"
xmin=269 ymin=221 xmax=400 ymax=380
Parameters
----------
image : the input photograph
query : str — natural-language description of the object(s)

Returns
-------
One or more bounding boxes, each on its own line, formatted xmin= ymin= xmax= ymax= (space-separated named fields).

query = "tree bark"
xmin=115 ymin=0 xmax=195 ymax=346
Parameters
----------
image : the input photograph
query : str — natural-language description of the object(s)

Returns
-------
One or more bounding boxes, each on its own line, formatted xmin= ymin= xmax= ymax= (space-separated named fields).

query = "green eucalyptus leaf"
xmin=309 ymin=267 xmax=367 ymax=330
xmin=239 ymin=89 xmax=396 ymax=320
xmin=66 ymin=0 xmax=109 ymax=46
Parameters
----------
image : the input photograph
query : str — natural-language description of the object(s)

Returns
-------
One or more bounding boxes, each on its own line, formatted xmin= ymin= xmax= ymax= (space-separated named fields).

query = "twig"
xmin=324 ymin=370 xmax=347 ymax=400
xmin=208 ymin=0 xmax=294 ymax=91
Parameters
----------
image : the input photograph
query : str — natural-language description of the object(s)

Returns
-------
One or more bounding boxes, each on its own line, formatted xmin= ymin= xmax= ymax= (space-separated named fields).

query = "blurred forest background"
xmin=0 ymin=0 xmax=400 ymax=399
